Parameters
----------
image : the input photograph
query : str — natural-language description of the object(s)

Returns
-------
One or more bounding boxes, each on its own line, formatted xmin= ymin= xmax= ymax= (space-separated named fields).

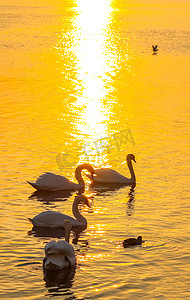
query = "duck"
xmin=152 ymin=45 xmax=158 ymax=52
xmin=27 ymin=163 xmax=95 ymax=191
xmin=43 ymin=219 xmax=76 ymax=270
xmin=28 ymin=195 xmax=90 ymax=228
xmin=85 ymin=154 xmax=136 ymax=184
xmin=122 ymin=236 xmax=144 ymax=248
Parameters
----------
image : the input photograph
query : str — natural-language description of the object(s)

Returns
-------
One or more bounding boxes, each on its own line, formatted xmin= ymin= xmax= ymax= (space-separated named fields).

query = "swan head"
xmin=82 ymin=163 xmax=95 ymax=178
xmin=75 ymin=194 xmax=91 ymax=208
xmin=127 ymin=154 xmax=136 ymax=163
xmin=75 ymin=163 xmax=95 ymax=180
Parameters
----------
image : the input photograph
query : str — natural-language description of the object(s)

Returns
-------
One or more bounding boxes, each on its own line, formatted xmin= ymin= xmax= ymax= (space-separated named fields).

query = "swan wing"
xmin=93 ymin=168 xmax=131 ymax=184
xmin=44 ymin=241 xmax=76 ymax=269
xmin=29 ymin=211 xmax=82 ymax=227
xmin=54 ymin=241 xmax=76 ymax=265
xmin=28 ymin=172 xmax=79 ymax=190
xmin=45 ymin=240 xmax=75 ymax=256
xmin=44 ymin=253 xmax=69 ymax=269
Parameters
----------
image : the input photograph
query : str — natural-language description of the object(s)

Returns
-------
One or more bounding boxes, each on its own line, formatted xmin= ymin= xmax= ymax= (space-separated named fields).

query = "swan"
xmin=27 ymin=163 xmax=95 ymax=191
xmin=86 ymin=154 xmax=136 ymax=184
xmin=122 ymin=236 xmax=144 ymax=248
xmin=43 ymin=219 xmax=76 ymax=270
xmin=28 ymin=195 xmax=90 ymax=228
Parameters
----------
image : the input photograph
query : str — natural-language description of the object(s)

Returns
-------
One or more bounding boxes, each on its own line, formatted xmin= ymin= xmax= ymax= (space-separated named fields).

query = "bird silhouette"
xmin=122 ymin=236 xmax=144 ymax=248
xmin=152 ymin=45 xmax=158 ymax=52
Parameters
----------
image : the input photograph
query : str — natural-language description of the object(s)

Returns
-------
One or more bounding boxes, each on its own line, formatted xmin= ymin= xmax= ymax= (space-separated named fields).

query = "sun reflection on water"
xmin=73 ymin=0 xmax=114 ymax=141
xmin=53 ymin=0 xmax=134 ymax=167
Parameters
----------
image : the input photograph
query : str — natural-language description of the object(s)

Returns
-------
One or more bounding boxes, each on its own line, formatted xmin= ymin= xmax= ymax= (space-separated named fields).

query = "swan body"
xmin=43 ymin=220 xmax=76 ymax=270
xmin=27 ymin=163 xmax=94 ymax=191
xmin=86 ymin=154 xmax=136 ymax=184
xmin=28 ymin=195 xmax=90 ymax=228
xmin=122 ymin=236 xmax=144 ymax=248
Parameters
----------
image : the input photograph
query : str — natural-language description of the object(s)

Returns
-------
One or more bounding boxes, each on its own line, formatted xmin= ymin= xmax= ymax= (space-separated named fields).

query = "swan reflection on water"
xmin=126 ymin=184 xmax=136 ymax=216
xmin=91 ymin=182 xmax=136 ymax=205
xmin=43 ymin=265 xmax=76 ymax=297
xmin=28 ymin=188 xmax=84 ymax=203
xmin=91 ymin=182 xmax=135 ymax=195
xmin=28 ymin=225 xmax=87 ymax=239
xmin=28 ymin=221 xmax=89 ymax=247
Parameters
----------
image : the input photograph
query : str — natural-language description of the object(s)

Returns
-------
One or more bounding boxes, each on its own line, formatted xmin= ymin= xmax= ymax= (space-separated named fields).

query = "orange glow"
xmin=1 ymin=0 xmax=190 ymax=298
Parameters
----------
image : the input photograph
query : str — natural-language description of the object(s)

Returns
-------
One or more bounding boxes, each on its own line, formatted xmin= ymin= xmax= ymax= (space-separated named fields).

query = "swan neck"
xmin=127 ymin=158 xmax=136 ymax=181
xmin=75 ymin=166 xmax=84 ymax=187
xmin=65 ymin=228 xmax=70 ymax=243
xmin=72 ymin=197 xmax=87 ymax=225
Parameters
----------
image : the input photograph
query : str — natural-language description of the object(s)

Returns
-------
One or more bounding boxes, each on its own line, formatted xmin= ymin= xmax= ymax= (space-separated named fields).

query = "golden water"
xmin=0 ymin=0 xmax=190 ymax=299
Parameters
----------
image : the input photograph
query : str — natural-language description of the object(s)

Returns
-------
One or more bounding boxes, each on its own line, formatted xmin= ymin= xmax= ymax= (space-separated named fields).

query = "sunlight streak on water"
xmin=53 ymin=0 xmax=123 ymax=167
xmin=57 ymin=0 xmax=115 ymax=139
xmin=72 ymin=0 xmax=114 ymax=140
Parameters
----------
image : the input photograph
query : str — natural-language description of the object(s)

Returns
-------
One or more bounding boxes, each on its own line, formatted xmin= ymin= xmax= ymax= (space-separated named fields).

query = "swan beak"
xmin=133 ymin=159 xmax=136 ymax=163
xmin=85 ymin=198 xmax=92 ymax=208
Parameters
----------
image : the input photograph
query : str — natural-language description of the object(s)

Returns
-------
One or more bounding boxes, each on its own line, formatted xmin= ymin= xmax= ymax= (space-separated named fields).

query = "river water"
xmin=0 ymin=0 xmax=190 ymax=299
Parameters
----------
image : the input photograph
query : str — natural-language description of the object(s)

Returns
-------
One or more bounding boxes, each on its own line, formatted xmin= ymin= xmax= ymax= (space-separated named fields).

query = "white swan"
xmin=43 ymin=219 xmax=76 ymax=270
xmin=27 ymin=163 xmax=95 ymax=191
xmin=86 ymin=154 xmax=136 ymax=184
xmin=28 ymin=195 xmax=90 ymax=227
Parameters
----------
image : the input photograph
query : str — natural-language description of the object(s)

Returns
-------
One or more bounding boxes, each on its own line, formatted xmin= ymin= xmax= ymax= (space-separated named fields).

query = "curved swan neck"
xmin=72 ymin=197 xmax=87 ymax=225
xmin=75 ymin=165 xmax=85 ymax=187
xmin=75 ymin=163 xmax=95 ymax=187
xmin=127 ymin=157 xmax=136 ymax=181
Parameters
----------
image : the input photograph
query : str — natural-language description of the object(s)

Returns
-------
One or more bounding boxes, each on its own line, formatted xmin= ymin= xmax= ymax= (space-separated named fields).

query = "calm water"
xmin=1 ymin=0 xmax=190 ymax=299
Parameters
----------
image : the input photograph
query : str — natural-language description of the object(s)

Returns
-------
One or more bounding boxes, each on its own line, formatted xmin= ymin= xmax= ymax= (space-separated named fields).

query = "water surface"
xmin=0 ymin=0 xmax=190 ymax=299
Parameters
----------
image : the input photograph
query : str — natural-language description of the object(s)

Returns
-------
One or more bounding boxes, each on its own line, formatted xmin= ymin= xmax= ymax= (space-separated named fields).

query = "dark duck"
xmin=122 ymin=236 xmax=144 ymax=248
